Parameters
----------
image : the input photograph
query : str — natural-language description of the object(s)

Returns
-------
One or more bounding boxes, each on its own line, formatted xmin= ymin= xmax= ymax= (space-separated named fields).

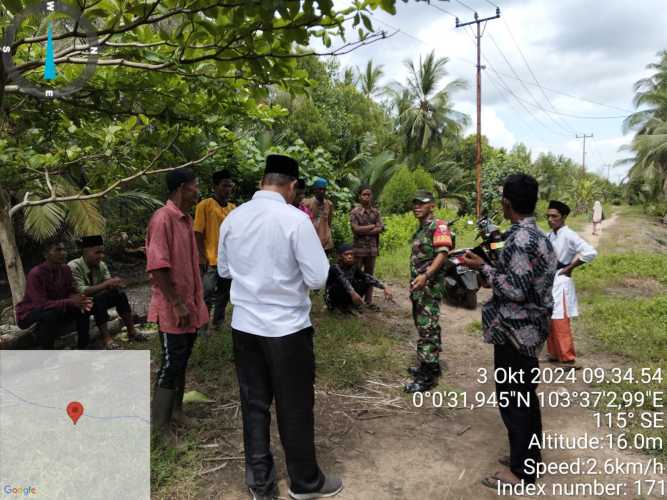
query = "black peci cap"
xmin=264 ymin=154 xmax=298 ymax=179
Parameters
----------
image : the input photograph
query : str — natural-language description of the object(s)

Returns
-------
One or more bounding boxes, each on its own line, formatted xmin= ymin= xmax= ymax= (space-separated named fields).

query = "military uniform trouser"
xmin=410 ymin=286 xmax=442 ymax=365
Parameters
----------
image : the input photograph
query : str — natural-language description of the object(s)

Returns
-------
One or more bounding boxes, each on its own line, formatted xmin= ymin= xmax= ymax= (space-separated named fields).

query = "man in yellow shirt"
xmin=194 ymin=170 xmax=236 ymax=327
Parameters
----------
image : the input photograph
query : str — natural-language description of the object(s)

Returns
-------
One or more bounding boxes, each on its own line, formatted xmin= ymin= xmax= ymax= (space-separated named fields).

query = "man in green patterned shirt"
xmin=68 ymin=235 xmax=147 ymax=349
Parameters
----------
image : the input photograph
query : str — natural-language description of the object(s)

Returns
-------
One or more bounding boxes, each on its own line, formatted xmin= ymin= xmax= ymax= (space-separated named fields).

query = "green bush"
xmin=331 ymin=209 xmax=353 ymax=248
xmin=413 ymin=167 xmax=435 ymax=192
xmin=379 ymin=207 xmax=476 ymax=253
xmin=380 ymin=166 xmax=438 ymax=214
xmin=380 ymin=165 xmax=417 ymax=214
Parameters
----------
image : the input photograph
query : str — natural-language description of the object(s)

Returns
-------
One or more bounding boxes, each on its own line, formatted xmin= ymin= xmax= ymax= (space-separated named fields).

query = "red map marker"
xmin=66 ymin=401 xmax=84 ymax=425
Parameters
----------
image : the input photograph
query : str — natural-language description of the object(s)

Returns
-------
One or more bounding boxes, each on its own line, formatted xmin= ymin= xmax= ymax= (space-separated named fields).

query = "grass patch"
xmin=151 ymin=434 xmax=200 ymax=495
xmin=577 ymin=247 xmax=667 ymax=458
xmin=576 ymin=252 xmax=667 ymax=295
xmin=466 ymin=320 xmax=482 ymax=334
xmin=376 ymin=246 xmax=410 ymax=282
xmin=312 ymin=308 xmax=405 ymax=389
xmin=149 ymin=297 xmax=408 ymax=497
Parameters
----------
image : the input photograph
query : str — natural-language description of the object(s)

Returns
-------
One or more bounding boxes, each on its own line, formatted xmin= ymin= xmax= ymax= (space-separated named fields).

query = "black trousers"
xmin=233 ymin=327 xmax=324 ymax=496
xmin=325 ymin=278 xmax=370 ymax=311
xmin=156 ymin=331 xmax=197 ymax=390
xmin=203 ymin=267 xmax=232 ymax=325
xmin=18 ymin=308 xmax=90 ymax=349
xmin=91 ymin=289 xmax=131 ymax=326
xmin=494 ymin=343 xmax=542 ymax=483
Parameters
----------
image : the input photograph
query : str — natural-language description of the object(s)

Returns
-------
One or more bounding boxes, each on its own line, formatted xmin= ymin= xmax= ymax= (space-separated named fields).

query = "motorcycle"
xmin=442 ymin=215 xmax=505 ymax=309
xmin=473 ymin=215 xmax=505 ymax=266
xmin=443 ymin=219 xmax=480 ymax=310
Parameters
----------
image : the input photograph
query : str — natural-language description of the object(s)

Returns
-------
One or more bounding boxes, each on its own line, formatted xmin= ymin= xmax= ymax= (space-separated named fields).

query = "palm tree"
xmin=625 ymin=117 xmax=667 ymax=202
xmin=622 ymin=51 xmax=667 ymax=203
xmin=342 ymin=67 xmax=356 ymax=86
xmin=357 ymin=60 xmax=384 ymax=98
xmin=396 ymin=51 xmax=470 ymax=158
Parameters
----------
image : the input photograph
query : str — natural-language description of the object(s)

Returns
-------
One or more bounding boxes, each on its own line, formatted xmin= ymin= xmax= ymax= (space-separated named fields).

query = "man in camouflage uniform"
xmin=406 ymin=190 xmax=453 ymax=393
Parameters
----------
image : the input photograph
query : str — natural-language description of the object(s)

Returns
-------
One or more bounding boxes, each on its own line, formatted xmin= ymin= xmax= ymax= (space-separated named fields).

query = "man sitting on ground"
xmin=325 ymin=244 xmax=393 ymax=314
xmin=68 ymin=235 xmax=147 ymax=349
xmin=16 ymin=238 xmax=92 ymax=349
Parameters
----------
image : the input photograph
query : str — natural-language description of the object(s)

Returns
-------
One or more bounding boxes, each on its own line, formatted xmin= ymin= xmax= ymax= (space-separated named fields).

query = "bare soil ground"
xmin=166 ymin=212 xmax=664 ymax=500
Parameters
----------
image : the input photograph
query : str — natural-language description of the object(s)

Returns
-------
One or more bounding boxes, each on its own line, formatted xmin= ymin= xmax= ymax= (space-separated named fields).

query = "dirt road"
xmin=191 ymin=212 xmax=664 ymax=499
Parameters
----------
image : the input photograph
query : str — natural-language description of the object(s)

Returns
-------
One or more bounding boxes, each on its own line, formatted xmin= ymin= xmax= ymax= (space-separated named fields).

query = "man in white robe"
xmin=546 ymin=200 xmax=597 ymax=366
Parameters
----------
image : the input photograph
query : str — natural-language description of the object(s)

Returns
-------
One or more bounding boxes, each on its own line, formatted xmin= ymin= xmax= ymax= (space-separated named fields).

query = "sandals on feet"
xmin=481 ymin=474 xmax=519 ymax=490
xmin=104 ymin=341 xmax=121 ymax=350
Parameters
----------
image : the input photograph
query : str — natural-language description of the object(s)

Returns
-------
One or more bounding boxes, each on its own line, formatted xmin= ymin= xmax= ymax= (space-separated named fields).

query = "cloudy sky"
xmin=328 ymin=0 xmax=667 ymax=182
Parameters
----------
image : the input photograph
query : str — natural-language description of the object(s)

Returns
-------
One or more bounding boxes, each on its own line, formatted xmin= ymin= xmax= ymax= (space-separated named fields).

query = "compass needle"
xmin=2 ymin=1 xmax=99 ymax=98
xmin=44 ymin=21 xmax=57 ymax=81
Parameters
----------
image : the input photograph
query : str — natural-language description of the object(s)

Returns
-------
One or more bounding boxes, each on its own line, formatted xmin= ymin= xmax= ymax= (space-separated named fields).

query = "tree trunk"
xmin=0 ymin=187 xmax=26 ymax=319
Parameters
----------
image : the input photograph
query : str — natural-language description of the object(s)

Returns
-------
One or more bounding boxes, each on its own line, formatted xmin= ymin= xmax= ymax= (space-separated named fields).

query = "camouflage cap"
xmin=413 ymin=190 xmax=435 ymax=203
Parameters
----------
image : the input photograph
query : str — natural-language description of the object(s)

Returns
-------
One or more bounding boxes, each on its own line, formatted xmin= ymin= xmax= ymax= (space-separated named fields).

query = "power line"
xmin=485 ymin=61 xmax=571 ymax=138
xmin=487 ymin=32 xmax=574 ymax=136
xmin=483 ymin=0 xmax=500 ymax=7
xmin=484 ymin=70 xmax=540 ymax=139
xmin=372 ymin=10 xmax=580 ymax=139
xmin=489 ymin=89 xmax=628 ymax=119
xmin=453 ymin=0 xmax=477 ymax=14
xmin=368 ymin=9 xmax=632 ymax=117
xmin=500 ymin=17 xmax=577 ymax=135
xmin=429 ymin=3 xmax=458 ymax=18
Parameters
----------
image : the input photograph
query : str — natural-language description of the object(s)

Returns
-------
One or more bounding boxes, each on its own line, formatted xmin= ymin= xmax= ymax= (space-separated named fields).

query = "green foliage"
xmin=380 ymin=165 xmax=418 ymax=214
xmin=331 ymin=209 xmax=353 ymax=248
xmin=576 ymin=253 xmax=667 ymax=294
xmin=379 ymin=207 xmax=469 ymax=254
xmin=380 ymin=165 xmax=436 ymax=214
xmin=389 ymin=51 xmax=469 ymax=166
xmin=412 ymin=167 xmax=435 ymax=192
xmin=575 ymin=249 xmax=667 ymax=458
xmin=622 ymin=50 xmax=667 ymax=209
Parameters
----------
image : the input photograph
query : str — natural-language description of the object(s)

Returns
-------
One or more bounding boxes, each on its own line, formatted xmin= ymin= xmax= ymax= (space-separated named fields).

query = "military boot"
xmin=172 ymin=374 xmax=192 ymax=427
xmin=407 ymin=362 xmax=442 ymax=377
xmin=152 ymin=387 xmax=176 ymax=430
xmin=404 ymin=363 xmax=440 ymax=393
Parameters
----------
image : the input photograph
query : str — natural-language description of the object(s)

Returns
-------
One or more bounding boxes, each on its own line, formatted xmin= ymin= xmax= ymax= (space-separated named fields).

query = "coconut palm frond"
xmin=24 ymin=202 xmax=66 ymax=241
xmin=65 ymin=199 xmax=106 ymax=237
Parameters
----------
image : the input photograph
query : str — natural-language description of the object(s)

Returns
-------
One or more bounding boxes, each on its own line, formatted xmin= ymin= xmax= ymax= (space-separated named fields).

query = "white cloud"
xmin=458 ymin=101 xmax=516 ymax=150
xmin=328 ymin=0 xmax=666 ymax=184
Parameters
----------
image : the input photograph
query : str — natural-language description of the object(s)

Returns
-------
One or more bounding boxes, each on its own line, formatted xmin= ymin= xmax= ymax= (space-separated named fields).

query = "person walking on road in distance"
xmin=325 ymin=243 xmax=393 ymax=314
xmin=461 ymin=174 xmax=556 ymax=489
xmin=147 ymin=168 xmax=209 ymax=432
xmin=406 ymin=190 xmax=453 ymax=393
xmin=592 ymin=200 xmax=604 ymax=235
xmin=545 ymin=200 xmax=597 ymax=368
xmin=68 ymin=235 xmax=149 ymax=349
xmin=194 ymin=169 xmax=236 ymax=328
xmin=302 ymin=177 xmax=334 ymax=254
xmin=16 ymin=238 xmax=92 ymax=349
xmin=218 ymin=154 xmax=343 ymax=500
xmin=350 ymin=186 xmax=385 ymax=311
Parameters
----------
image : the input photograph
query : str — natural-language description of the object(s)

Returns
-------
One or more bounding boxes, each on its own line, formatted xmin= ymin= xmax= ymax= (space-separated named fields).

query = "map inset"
xmin=0 ymin=351 xmax=150 ymax=499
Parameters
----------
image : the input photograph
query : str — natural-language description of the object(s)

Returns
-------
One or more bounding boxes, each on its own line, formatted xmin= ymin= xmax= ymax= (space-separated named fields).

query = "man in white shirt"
xmin=546 ymin=200 xmax=597 ymax=367
xmin=217 ymin=154 xmax=343 ymax=500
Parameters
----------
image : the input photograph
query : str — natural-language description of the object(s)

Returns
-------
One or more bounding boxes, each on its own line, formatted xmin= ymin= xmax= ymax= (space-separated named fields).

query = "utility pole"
xmin=576 ymin=133 xmax=593 ymax=173
xmin=456 ymin=7 xmax=501 ymax=218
